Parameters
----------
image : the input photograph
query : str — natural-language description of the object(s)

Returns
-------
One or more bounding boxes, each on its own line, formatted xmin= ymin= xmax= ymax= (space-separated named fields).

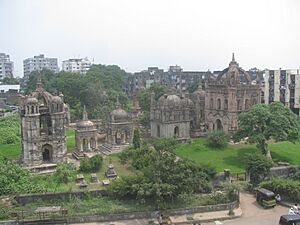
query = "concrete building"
xmin=0 ymin=53 xmax=14 ymax=80
xmin=264 ymin=69 xmax=300 ymax=115
xmin=0 ymin=84 xmax=20 ymax=93
xmin=19 ymin=78 xmax=69 ymax=167
xmin=62 ymin=57 xmax=91 ymax=74
xmin=23 ymin=54 xmax=58 ymax=80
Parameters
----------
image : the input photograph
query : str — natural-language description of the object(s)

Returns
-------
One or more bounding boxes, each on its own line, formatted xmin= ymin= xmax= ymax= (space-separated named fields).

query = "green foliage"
xmin=259 ymin=178 xmax=300 ymax=201
xmin=0 ymin=158 xmax=45 ymax=196
xmin=0 ymin=115 xmax=20 ymax=145
xmin=245 ymin=153 xmax=273 ymax=185
xmin=235 ymin=102 xmax=300 ymax=155
xmin=53 ymin=163 xmax=76 ymax=184
xmin=79 ymin=154 xmax=103 ymax=173
xmin=1 ymin=77 xmax=19 ymax=85
xmin=132 ymin=128 xmax=141 ymax=149
xmin=138 ymin=112 xmax=150 ymax=128
xmin=25 ymin=65 xmax=129 ymax=121
xmin=109 ymin=138 xmax=212 ymax=206
xmin=137 ymin=83 xmax=167 ymax=112
xmin=206 ymin=130 xmax=228 ymax=149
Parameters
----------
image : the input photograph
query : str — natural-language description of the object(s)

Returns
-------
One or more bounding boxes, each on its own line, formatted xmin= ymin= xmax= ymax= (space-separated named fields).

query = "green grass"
xmin=176 ymin=138 xmax=300 ymax=173
xmin=0 ymin=128 xmax=76 ymax=158
xmin=66 ymin=127 xmax=75 ymax=153
xmin=0 ymin=143 xmax=21 ymax=159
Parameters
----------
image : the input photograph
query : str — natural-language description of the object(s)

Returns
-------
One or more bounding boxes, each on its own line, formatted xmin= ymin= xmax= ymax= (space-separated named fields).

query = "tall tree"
xmin=132 ymin=128 xmax=141 ymax=149
xmin=235 ymin=102 xmax=300 ymax=159
xmin=137 ymin=83 xmax=167 ymax=112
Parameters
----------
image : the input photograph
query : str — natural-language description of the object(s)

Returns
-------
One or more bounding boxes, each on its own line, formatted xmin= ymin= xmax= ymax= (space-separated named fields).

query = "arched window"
xmin=245 ymin=99 xmax=250 ymax=110
xmin=237 ymin=100 xmax=242 ymax=111
xmin=224 ymin=99 xmax=228 ymax=110
xmin=157 ymin=125 xmax=160 ymax=137
xmin=210 ymin=98 xmax=214 ymax=109
xmin=217 ymin=99 xmax=221 ymax=110
xmin=31 ymin=105 xmax=34 ymax=114
xmin=174 ymin=126 xmax=179 ymax=138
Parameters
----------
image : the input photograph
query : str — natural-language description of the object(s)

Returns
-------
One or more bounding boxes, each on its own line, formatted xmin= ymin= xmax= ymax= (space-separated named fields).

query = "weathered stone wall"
xmin=269 ymin=164 xmax=300 ymax=178
xmin=15 ymin=189 xmax=107 ymax=205
xmin=0 ymin=201 xmax=239 ymax=225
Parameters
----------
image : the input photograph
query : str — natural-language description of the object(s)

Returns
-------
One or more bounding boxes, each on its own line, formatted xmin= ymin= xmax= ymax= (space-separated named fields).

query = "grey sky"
xmin=0 ymin=0 xmax=299 ymax=77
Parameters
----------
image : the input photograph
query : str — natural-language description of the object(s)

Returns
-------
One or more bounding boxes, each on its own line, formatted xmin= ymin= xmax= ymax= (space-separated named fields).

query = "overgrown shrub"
xmin=259 ymin=178 xmax=300 ymax=201
xmin=0 ymin=158 xmax=45 ymax=196
xmin=0 ymin=115 xmax=20 ymax=145
xmin=79 ymin=154 xmax=103 ymax=172
xmin=245 ymin=153 xmax=273 ymax=185
xmin=54 ymin=162 xmax=76 ymax=184
xmin=206 ymin=131 xmax=228 ymax=149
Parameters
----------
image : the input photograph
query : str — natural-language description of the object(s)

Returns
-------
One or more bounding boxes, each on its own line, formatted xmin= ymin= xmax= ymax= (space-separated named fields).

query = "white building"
xmin=23 ymin=54 xmax=58 ymax=80
xmin=62 ymin=58 xmax=91 ymax=74
xmin=0 ymin=84 xmax=20 ymax=93
xmin=264 ymin=69 xmax=300 ymax=115
xmin=0 ymin=53 xmax=14 ymax=80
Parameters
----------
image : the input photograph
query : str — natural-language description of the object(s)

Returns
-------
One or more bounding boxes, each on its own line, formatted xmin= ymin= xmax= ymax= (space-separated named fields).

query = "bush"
xmin=0 ymin=115 xmax=20 ymax=145
xmin=0 ymin=158 xmax=46 ymax=196
xmin=206 ymin=131 xmax=228 ymax=149
xmin=54 ymin=162 xmax=76 ymax=184
xmin=245 ymin=153 xmax=273 ymax=185
xmin=259 ymin=178 xmax=300 ymax=201
xmin=79 ymin=154 xmax=103 ymax=172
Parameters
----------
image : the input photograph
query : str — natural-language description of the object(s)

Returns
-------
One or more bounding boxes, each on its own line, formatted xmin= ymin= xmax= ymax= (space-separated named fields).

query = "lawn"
xmin=0 ymin=127 xmax=76 ymax=159
xmin=176 ymin=138 xmax=300 ymax=173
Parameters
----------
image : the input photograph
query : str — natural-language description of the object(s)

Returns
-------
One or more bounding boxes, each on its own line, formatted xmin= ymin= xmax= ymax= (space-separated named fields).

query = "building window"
xmin=237 ymin=100 xmax=242 ymax=111
xmin=217 ymin=99 xmax=221 ymax=110
xmin=245 ymin=99 xmax=249 ymax=110
xmin=224 ymin=99 xmax=228 ymax=110
xmin=210 ymin=98 xmax=214 ymax=109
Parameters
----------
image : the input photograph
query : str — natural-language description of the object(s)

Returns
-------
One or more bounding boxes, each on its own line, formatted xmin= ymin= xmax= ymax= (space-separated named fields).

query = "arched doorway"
xmin=42 ymin=144 xmax=53 ymax=162
xmin=216 ymin=119 xmax=223 ymax=131
xmin=174 ymin=126 xmax=179 ymax=138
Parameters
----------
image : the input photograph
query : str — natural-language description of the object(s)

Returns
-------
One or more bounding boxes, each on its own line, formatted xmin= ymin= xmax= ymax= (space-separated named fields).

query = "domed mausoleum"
xmin=73 ymin=106 xmax=98 ymax=158
xmin=106 ymin=101 xmax=133 ymax=148
xmin=150 ymin=91 xmax=194 ymax=141
xmin=19 ymin=78 xmax=70 ymax=167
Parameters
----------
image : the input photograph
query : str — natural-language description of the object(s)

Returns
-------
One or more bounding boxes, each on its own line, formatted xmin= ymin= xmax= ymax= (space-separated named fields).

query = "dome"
xmin=76 ymin=120 xmax=95 ymax=129
xmin=52 ymin=96 xmax=63 ymax=103
xmin=158 ymin=94 xmax=182 ymax=107
xmin=193 ymin=87 xmax=206 ymax=98
xmin=110 ymin=108 xmax=128 ymax=121
xmin=25 ymin=97 xmax=38 ymax=104
xmin=76 ymin=106 xmax=95 ymax=129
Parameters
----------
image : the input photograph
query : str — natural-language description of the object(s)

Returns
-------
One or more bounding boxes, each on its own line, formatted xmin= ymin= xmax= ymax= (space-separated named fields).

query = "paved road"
xmin=204 ymin=192 xmax=288 ymax=225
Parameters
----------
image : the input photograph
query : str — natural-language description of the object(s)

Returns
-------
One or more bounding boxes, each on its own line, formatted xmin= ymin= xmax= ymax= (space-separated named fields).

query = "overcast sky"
xmin=0 ymin=0 xmax=299 ymax=77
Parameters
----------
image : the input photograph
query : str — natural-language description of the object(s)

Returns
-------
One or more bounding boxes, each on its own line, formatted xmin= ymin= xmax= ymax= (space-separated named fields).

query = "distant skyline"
xmin=0 ymin=0 xmax=300 ymax=77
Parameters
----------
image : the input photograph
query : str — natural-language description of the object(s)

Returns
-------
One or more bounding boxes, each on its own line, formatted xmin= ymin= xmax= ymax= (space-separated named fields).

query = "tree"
xmin=0 ymin=158 xmax=45 ymax=195
xmin=79 ymin=154 xmax=103 ymax=172
xmin=137 ymin=83 xmax=167 ymax=112
xmin=235 ymin=102 xmax=300 ymax=158
xmin=132 ymin=128 xmax=141 ymax=149
xmin=245 ymin=153 xmax=273 ymax=185
xmin=109 ymin=138 xmax=213 ymax=207
xmin=53 ymin=162 xmax=76 ymax=184
xmin=206 ymin=130 xmax=228 ymax=149
xmin=1 ymin=77 xmax=19 ymax=85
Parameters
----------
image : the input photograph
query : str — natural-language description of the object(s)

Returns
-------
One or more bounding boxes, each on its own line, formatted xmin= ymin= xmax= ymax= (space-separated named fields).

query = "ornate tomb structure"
xmin=19 ymin=78 xmax=69 ymax=167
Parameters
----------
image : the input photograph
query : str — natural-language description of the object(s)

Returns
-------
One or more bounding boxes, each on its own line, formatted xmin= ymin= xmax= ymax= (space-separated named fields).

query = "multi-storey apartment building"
xmin=62 ymin=57 xmax=91 ymax=74
xmin=23 ymin=54 xmax=58 ymax=80
xmin=0 ymin=53 xmax=14 ymax=80
xmin=264 ymin=69 xmax=300 ymax=115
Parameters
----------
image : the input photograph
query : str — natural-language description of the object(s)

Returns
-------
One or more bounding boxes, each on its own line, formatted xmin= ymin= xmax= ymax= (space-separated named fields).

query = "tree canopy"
xmin=110 ymin=138 xmax=214 ymax=207
xmin=24 ymin=65 xmax=129 ymax=121
xmin=235 ymin=102 xmax=300 ymax=158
